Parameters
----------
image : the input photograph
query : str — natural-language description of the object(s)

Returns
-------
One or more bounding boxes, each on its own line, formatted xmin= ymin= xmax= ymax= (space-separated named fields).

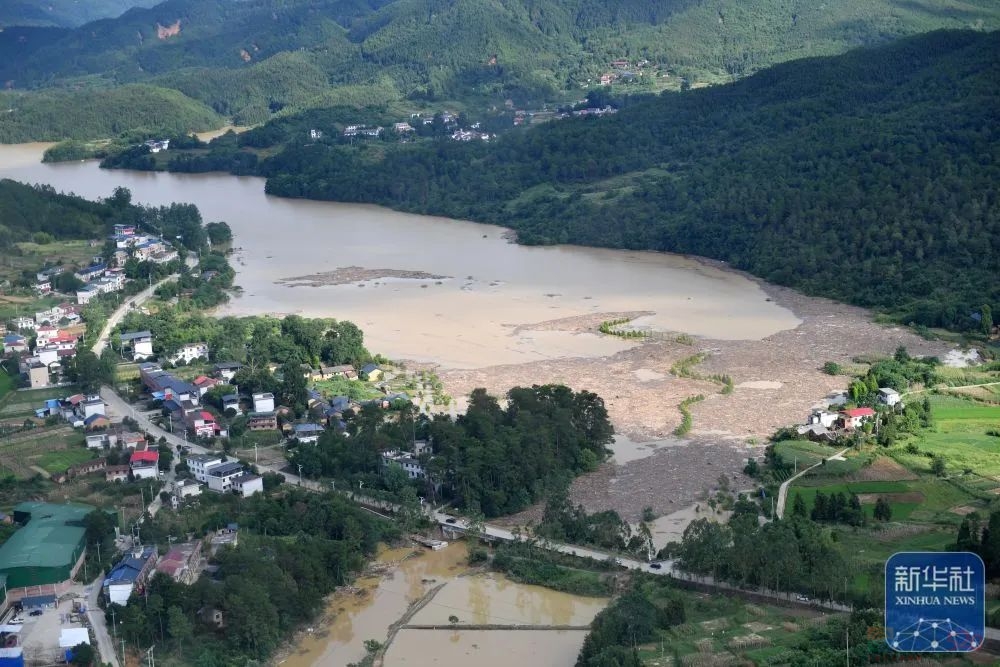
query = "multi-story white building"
xmin=205 ymin=462 xmax=246 ymax=493
xmin=171 ymin=342 xmax=209 ymax=364
xmin=187 ymin=453 xmax=225 ymax=483
xmin=252 ymin=392 xmax=275 ymax=413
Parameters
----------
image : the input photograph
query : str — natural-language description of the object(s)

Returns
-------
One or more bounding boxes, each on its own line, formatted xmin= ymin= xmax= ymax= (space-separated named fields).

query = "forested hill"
xmin=0 ymin=1 xmax=157 ymax=28
xmin=263 ymin=30 xmax=1000 ymax=331
xmin=0 ymin=179 xmax=117 ymax=246
xmin=1 ymin=0 xmax=999 ymax=140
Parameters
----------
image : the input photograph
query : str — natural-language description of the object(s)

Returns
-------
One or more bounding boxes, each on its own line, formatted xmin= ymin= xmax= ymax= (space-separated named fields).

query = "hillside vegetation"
xmin=261 ymin=30 xmax=1000 ymax=331
xmin=0 ymin=85 xmax=222 ymax=143
xmin=1 ymin=0 xmax=998 ymax=139
xmin=0 ymin=179 xmax=121 ymax=246
xmin=0 ymin=0 xmax=157 ymax=28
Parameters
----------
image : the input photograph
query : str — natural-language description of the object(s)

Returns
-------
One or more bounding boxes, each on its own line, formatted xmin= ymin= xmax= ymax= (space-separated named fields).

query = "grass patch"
xmin=312 ymin=376 xmax=382 ymax=402
xmin=0 ymin=370 xmax=14 ymax=404
xmin=789 ymin=476 xmax=979 ymax=525
xmin=891 ymin=395 xmax=1000 ymax=477
xmin=35 ymin=448 xmax=97 ymax=475
xmin=638 ymin=589 xmax=833 ymax=663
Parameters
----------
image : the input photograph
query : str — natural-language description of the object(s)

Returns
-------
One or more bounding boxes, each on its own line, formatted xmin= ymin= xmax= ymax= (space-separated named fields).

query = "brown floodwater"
xmin=278 ymin=542 xmax=606 ymax=667
xmin=0 ymin=143 xmax=800 ymax=368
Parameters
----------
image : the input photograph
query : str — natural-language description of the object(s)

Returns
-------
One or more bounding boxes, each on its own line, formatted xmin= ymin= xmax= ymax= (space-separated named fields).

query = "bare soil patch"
xmin=950 ymin=505 xmax=978 ymax=516
xmin=743 ymin=622 xmax=773 ymax=633
xmin=419 ymin=269 xmax=949 ymax=519
xmin=699 ymin=618 xmax=729 ymax=632
xmin=849 ymin=457 xmax=918 ymax=482
xmin=276 ymin=266 xmax=450 ymax=286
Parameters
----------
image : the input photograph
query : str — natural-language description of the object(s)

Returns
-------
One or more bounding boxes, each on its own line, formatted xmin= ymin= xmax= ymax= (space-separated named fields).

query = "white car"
xmin=796 ymin=595 xmax=809 ymax=602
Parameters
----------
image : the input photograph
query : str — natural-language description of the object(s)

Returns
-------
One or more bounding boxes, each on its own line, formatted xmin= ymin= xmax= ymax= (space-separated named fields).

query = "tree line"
xmin=291 ymin=384 xmax=614 ymax=517
xmin=105 ymin=489 xmax=397 ymax=665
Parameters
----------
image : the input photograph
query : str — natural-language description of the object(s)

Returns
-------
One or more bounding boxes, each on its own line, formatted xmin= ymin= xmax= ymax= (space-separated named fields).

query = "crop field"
xmin=35 ymin=448 xmax=97 ymax=474
xmin=788 ymin=476 xmax=979 ymax=525
xmin=0 ymin=385 xmax=78 ymax=422
xmin=891 ymin=396 xmax=1000 ymax=478
xmin=0 ymin=426 xmax=87 ymax=478
xmin=638 ymin=590 xmax=836 ymax=666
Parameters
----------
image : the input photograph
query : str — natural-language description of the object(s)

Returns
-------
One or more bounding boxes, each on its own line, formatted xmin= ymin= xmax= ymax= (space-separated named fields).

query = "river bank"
xmin=0 ymin=142 xmax=957 ymax=525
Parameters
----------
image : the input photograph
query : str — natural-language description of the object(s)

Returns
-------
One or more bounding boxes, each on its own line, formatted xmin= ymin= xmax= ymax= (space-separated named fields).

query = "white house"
xmin=171 ymin=342 xmax=209 ymax=364
xmin=187 ymin=453 xmax=225 ymax=483
xmin=808 ymin=410 xmax=839 ymax=428
xmin=205 ymin=462 xmax=246 ymax=493
xmin=877 ymin=388 xmax=902 ymax=407
xmin=86 ymin=434 xmax=108 ymax=449
xmin=252 ymin=392 xmax=275 ymax=413
xmin=27 ymin=362 xmax=49 ymax=389
xmin=381 ymin=450 xmax=426 ymax=480
xmin=12 ymin=316 xmax=36 ymax=331
xmin=174 ymin=479 xmax=202 ymax=499
xmin=293 ymin=423 xmax=324 ymax=444
xmin=3 ymin=334 xmax=27 ymax=355
xmin=119 ymin=331 xmax=154 ymax=360
xmin=131 ymin=463 xmax=159 ymax=480
xmin=81 ymin=398 xmax=105 ymax=419
xmin=232 ymin=473 xmax=263 ymax=497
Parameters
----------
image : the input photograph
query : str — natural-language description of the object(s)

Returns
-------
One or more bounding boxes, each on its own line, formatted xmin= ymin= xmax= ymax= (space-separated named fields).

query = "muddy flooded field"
xmin=277 ymin=542 xmax=606 ymax=667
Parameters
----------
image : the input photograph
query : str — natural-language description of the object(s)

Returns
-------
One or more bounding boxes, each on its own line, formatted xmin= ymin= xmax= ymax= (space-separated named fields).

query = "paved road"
xmin=91 ymin=255 xmax=197 ymax=357
xmin=86 ymin=574 xmax=119 ymax=667
xmin=775 ymin=448 xmax=849 ymax=519
xmin=100 ymin=387 xmax=321 ymax=492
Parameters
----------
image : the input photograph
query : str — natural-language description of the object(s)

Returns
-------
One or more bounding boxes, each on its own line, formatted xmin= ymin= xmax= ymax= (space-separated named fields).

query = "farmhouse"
xmin=119 ymin=331 xmax=154 ymax=360
xmin=840 ymin=407 xmax=876 ymax=430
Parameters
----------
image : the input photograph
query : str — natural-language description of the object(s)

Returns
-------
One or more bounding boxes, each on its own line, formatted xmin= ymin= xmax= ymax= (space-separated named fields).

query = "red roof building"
xmin=840 ymin=407 xmax=876 ymax=430
xmin=130 ymin=450 xmax=160 ymax=465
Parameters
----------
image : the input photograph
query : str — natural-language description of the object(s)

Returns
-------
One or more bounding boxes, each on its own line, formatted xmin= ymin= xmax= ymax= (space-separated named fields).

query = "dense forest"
xmin=291 ymin=384 xmax=614 ymax=517
xmin=108 ymin=490 xmax=398 ymax=665
xmin=0 ymin=179 xmax=114 ymax=246
xmin=1 ymin=0 xmax=997 ymax=139
xmin=0 ymin=0 xmax=157 ymax=28
xmin=0 ymin=85 xmax=222 ymax=143
xmin=261 ymin=30 xmax=1000 ymax=330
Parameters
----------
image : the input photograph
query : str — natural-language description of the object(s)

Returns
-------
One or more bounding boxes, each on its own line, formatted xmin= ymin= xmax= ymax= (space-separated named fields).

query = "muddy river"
xmin=0 ymin=143 xmax=799 ymax=368
xmin=279 ymin=542 xmax=607 ymax=667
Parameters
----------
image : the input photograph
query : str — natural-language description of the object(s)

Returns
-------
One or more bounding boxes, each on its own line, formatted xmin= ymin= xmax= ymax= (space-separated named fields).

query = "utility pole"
xmin=297 ymin=464 xmax=303 ymax=486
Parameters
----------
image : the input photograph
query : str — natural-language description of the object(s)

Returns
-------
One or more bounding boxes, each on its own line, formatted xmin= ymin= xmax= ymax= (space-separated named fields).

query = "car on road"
xmin=795 ymin=595 xmax=809 ymax=602
xmin=648 ymin=562 xmax=663 ymax=570
xmin=445 ymin=517 xmax=457 ymax=524
xmin=29 ymin=610 xmax=42 ymax=616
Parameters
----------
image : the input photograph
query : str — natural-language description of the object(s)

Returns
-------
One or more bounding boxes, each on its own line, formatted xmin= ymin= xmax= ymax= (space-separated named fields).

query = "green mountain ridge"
xmin=0 ymin=0 xmax=158 ymax=28
xmin=259 ymin=29 xmax=999 ymax=331
xmin=1 ymin=0 xmax=998 ymax=140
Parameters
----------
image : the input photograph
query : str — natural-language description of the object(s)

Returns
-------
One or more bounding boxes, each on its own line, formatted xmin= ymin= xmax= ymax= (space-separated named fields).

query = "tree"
xmin=67 ymin=349 xmax=112 ymax=393
xmin=205 ymin=221 xmax=233 ymax=246
xmin=167 ymin=605 xmax=193 ymax=651
xmin=822 ymin=361 xmax=841 ymax=375
xmin=279 ymin=361 xmax=308 ymax=416
xmin=69 ymin=642 xmax=96 ymax=666
xmin=931 ymin=456 xmax=946 ymax=476
xmin=982 ymin=305 xmax=994 ymax=337
xmin=791 ymin=493 xmax=807 ymax=518
xmin=873 ymin=497 xmax=892 ymax=522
